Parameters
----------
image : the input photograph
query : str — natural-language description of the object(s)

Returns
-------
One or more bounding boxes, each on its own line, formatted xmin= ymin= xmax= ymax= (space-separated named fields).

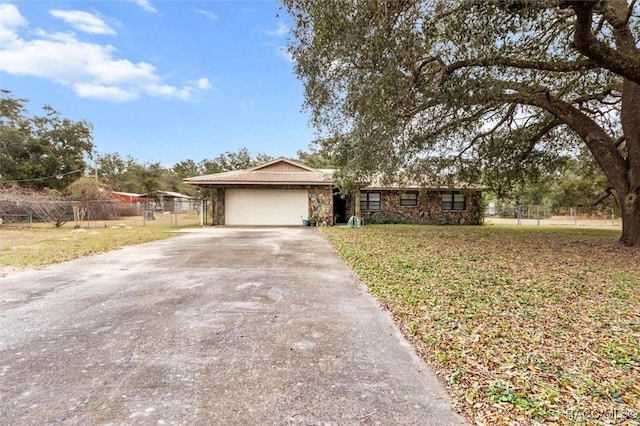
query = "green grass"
xmin=322 ymin=225 xmax=640 ymax=425
xmin=0 ymin=226 xmax=179 ymax=271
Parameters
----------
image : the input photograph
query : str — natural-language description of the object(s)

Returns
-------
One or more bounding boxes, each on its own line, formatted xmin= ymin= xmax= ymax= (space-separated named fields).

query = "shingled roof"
xmin=183 ymin=157 xmax=334 ymax=187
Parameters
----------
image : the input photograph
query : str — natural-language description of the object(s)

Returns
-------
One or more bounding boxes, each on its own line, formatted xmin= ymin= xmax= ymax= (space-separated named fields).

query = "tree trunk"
xmin=72 ymin=204 xmax=87 ymax=228
xmin=619 ymin=191 xmax=640 ymax=245
xmin=618 ymin=79 xmax=640 ymax=246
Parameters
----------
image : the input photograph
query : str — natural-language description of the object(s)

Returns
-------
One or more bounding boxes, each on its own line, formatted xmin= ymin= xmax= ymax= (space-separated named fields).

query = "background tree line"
xmin=0 ymin=90 xmax=93 ymax=191
xmin=486 ymin=147 xmax=617 ymax=217
xmin=0 ymin=89 xmax=616 ymax=217
xmin=0 ymin=90 xmax=331 ymax=199
xmin=95 ymin=148 xmax=274 ymax=197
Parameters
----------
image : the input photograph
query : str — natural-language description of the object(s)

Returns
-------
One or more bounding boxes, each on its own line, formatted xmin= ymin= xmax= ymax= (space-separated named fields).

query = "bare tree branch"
xmin=589 ymin=186 xmax=614 ymax=206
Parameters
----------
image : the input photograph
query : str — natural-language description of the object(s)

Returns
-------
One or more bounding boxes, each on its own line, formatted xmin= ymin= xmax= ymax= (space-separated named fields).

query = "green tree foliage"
xmin=171 ymin=159 xmax=202 ymax=196
xmin=174 ymin=148 xmax=274 ymax=197
xmin=283 ymin=0 xmax=640 ymax=245
xmin=296 ymin=143 xmax=335 ymax=168
xmin=548 ymin=151 xmax=615 ymax=212
xmin=95 ymin=152 xmax=139 ymax=192
xmin=172 ymin=159 xmax=200 ymax=181
xmin=0 ymin=90 xmax=93 ymax=191
xmin=96 ymin=148 xmax=273 ymax=197
xmin=95 ymin=153 xmax=175 ymax=195
xmin=489 ymin=149 xmax=612 ymax=215
xmin=199 ymin=147 xmax=273 ymax=174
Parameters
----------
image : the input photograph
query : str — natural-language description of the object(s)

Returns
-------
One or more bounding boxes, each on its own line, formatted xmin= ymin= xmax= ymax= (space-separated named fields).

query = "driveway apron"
xmin=0 ymin=227 xmax=467 ymax=425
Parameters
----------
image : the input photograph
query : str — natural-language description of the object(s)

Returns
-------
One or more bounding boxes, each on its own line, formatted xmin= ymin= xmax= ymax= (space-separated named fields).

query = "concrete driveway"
xmin=0 ymin=227 xmax=466 ymax=425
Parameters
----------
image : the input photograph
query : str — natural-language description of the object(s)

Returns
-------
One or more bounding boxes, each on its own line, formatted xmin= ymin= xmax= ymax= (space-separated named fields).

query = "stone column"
xmin=214 ymin=188 xmax=225 ymax=225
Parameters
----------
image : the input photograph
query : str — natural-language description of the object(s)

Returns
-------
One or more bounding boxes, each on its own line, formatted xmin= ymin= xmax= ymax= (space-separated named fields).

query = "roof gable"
xmin=248 ymin=157 xmax=318 ymax=173
xmin=111 ymin=191 xmax=145 ymax=197
xmin=183 ymin=157 xmax=332 ymax=186
xmin=151 ymin=190 xmax=194 ymax=199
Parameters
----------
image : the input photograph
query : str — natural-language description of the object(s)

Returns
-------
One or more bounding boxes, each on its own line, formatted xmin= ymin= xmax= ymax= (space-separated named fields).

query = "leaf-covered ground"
xmin=322 ymin=225 xmax=639 ymax=425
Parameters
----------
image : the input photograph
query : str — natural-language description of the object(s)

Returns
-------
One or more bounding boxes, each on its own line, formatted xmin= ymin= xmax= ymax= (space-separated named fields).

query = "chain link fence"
xmin=485 ymin=204 xmax=621 ymax=228
xmin=0 ymin=199 xmax=209 ymax=229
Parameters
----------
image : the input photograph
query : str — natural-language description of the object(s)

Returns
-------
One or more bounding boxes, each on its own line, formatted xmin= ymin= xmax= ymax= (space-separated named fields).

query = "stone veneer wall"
xmin=214 ymin=188 xmax=225 ymax=225
xmin=209 ymin=186 xmax=481 ymax=225
xmin=308 ymin=187 xmax=334 ymax=225
xmin=356 ymin=190 xmax=483 ymax=225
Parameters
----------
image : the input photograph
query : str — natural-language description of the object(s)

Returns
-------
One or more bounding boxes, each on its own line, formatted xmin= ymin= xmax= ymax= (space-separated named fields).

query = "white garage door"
xmin=225 ymin=189 xmax=309 ymax=225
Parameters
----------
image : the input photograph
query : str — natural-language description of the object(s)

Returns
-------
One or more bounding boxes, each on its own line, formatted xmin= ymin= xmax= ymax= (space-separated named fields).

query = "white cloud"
xmin=75 ymin=83 xmax=137 ymax=102
xmin=195 ymin=78 xmax=211 ymax=89
xmin=50 ymin=10 xmax=116 ymax=35
xmin=241 ymin=100 xmax=257 ymax=108
xmin=0 ymin=4 xmax=211 ymax=103
xmin=0 ymin=3 xmax=28 ymax=42
xmin=266 ymin=22 xmax=288 ymax=37
xmin=132 ymin=0 xmax=157 ymax=14
xmin=147 ymin=83 xmax=185 ymax=99
xmin=196 ymin=9 xmax=219 ymax=21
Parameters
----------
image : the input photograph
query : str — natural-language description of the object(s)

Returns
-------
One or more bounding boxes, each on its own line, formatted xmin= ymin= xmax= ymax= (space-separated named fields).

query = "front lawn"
xmin=322 ymin=225 xmax=639 ymax=425
xmin=0 ymin=225 xmax=178 ymax=274
xmin=0 ymin=213 xmax=200 ymax=275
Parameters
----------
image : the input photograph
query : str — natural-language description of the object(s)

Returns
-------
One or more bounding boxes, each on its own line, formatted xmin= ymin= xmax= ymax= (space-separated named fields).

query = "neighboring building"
xmin=149 ymin=190 xmax=198 ymax=213
xmin=111 ymin=190 xmax=198 ymax=213
xmin=110 ymin=191 xmax=153 ymax=203
xmin=183 ymin=157 xmax=483 ymax=226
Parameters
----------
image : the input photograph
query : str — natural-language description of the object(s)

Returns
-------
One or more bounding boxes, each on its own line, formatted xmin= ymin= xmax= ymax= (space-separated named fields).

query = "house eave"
xmin=184 ymin=181 xmax=333 ymax=187
xmin=361 ymin=186 xmax=484 ymax=192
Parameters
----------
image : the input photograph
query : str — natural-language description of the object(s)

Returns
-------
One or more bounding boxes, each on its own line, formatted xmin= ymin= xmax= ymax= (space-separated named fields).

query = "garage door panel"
xmin=225 ymin=189 xmax=308 ymax=225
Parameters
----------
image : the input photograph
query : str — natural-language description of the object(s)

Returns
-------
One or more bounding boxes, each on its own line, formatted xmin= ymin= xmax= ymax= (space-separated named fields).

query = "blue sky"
xmin=0 ymin=0 xmax=315 ymax=167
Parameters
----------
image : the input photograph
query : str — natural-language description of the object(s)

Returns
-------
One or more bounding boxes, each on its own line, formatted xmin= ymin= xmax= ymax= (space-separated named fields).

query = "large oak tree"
xmin=283 ymin=0 xmax=640 ymax=245
xmin=0 ymin=91 xmax=94 ymax=191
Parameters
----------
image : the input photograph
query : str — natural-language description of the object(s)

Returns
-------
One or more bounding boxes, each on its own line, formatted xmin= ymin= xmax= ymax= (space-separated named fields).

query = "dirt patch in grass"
xmin=323 ymin=225 xmax=639 ymax=425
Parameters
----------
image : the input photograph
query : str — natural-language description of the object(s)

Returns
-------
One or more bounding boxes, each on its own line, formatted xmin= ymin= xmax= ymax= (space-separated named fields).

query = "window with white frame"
xmin=400 ymin=192 xmax=418 ymax=207
xmin=441 ymin=192 xmax=466 ymax=211
xmin=360 ymin=192 xmax=381 ymax=210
